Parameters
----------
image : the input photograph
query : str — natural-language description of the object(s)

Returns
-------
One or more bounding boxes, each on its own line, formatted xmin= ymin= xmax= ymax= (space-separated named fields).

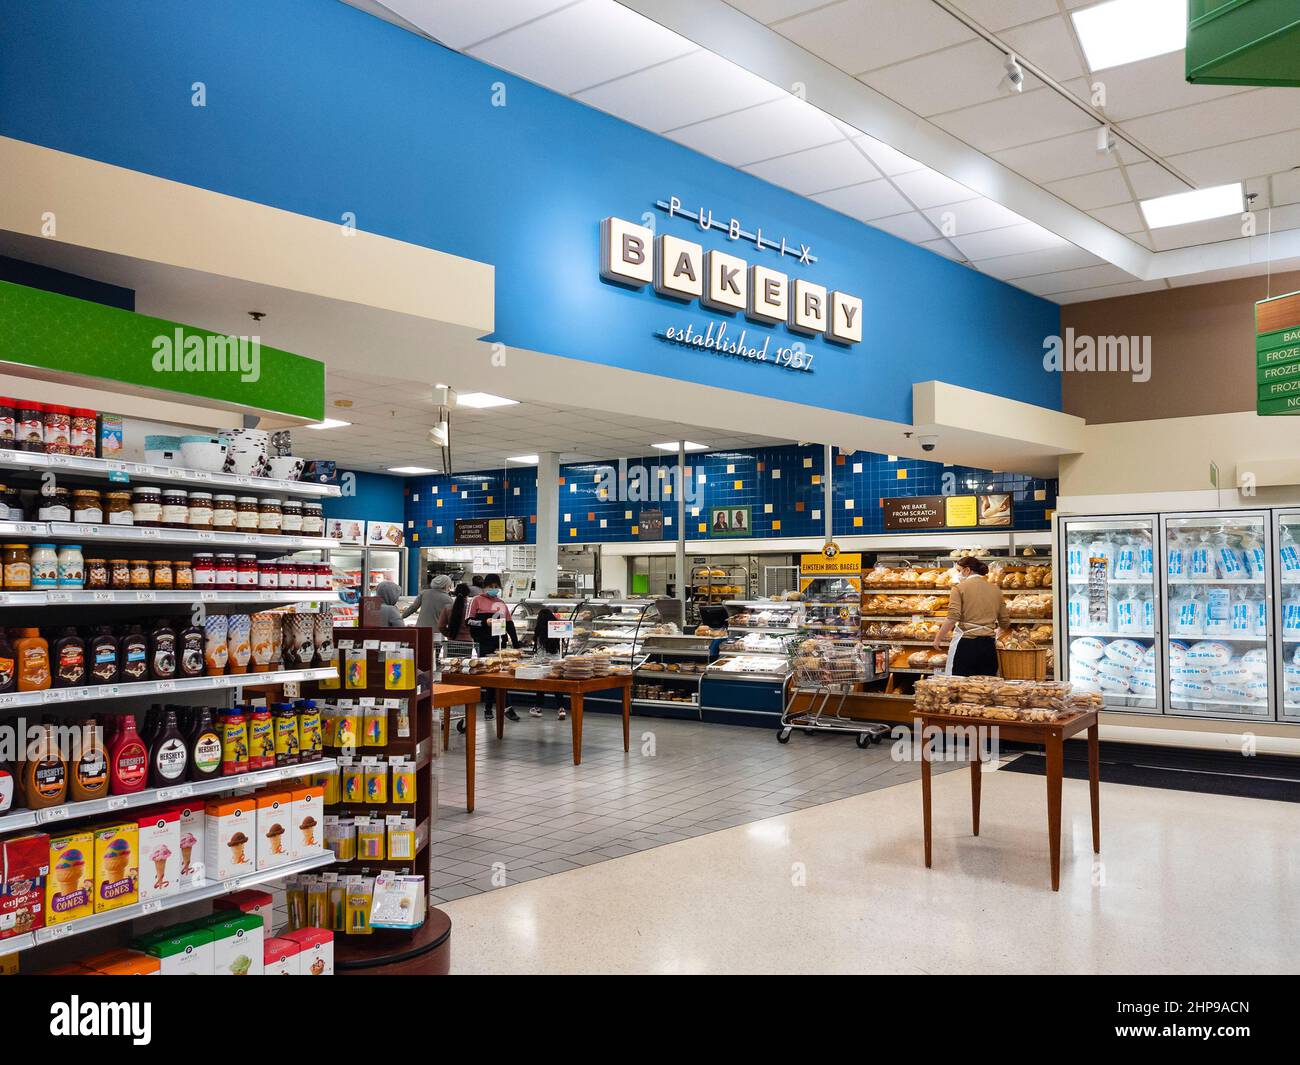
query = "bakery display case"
xmin=509 ymin=597 xmax=586 ymax=653
xmin=697 ymin=600 xmax=798 ymax=726
xmin=691 ymin=562 xmax=747 ymax=605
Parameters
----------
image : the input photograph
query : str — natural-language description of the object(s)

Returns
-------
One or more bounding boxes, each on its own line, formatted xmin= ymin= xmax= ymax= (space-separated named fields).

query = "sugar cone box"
xmin=46 ymin=830 xmax=94 ymax=925
xmin=136 ymin=806 xmax=181 ymax=903
xmin=264 ymin=936 xmax=301 ymax=975
xmin=291 ymin=784 xmax=325 ymax=860
xmin=92 ymin=822 xmax=139 ymax=912
xmin=256 ymin=789 xmax=294 ymax=870
xmin=169 ymin=801 xmax=205 ymax=888
xmin=207 ymin=912 xmax=265 ymax=976
xmin=145 ymin=928 xmax=214 ymax=975
xmin=282 ymin=926 xmax=333 ymax=975
xmin=213 ymin=888 xmax=275 ymax=927
xmin=205 ymin=796 xmax=256 ymax=881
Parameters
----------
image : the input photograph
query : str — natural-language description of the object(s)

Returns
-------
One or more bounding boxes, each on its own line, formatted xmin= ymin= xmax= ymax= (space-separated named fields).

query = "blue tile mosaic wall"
xmin=403 ymin=446 xmax=1056 ymax=547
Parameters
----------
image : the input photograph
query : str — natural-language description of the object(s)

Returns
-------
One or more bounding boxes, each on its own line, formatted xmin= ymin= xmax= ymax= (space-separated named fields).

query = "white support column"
xmin=535 ymin=451 xmax=560 ymax=597
xmin=676 ymin=441 xmax=687 ymax=617
xmin=823 ymin=443 xmax=833 ymax=543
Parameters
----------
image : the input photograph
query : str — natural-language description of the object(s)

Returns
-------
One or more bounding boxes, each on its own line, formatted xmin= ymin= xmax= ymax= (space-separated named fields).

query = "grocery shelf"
xmin=0 ymin=589 xmax=338 ymax=607
xmin=41 ymin=521 xmax=336 ymax=551
xmin=1168 ymin=633 xmax=1268 ymax=642
xmin=1069 ymin=630 xmax=1155 ymax=640
xmin=0 ymin=665 xmax=338 ymax=711
xmin=1166 ymin=578 xmax=1267 ymax=585
xmin=0 ymin=758 xmax=337 ymax=835
xmin=726 ymin=625 xmax=800 ymax=633
xmin=0 ymin=449 xmax=341 ymax=497
xmin=0 ymin=851 xmax=336 ymax=957
xmin=632 ymin=698 xmax=700 ymax=709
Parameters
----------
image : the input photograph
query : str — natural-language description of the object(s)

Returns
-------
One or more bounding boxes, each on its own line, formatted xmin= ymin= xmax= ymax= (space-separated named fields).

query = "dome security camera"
xmin=919 ymin=434 xmax=938 ymax=452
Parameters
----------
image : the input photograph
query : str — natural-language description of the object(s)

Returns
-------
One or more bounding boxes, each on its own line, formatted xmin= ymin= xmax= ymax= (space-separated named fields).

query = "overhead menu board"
xmin=882 ymin=494 xmax=1014 ymax=531
xmin=1257 ymin=291 xmax=1300 ymax=416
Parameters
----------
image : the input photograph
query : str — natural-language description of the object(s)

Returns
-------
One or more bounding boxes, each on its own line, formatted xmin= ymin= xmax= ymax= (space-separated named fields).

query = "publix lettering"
xmin=600 ymin=216 xmax=862 ymax=345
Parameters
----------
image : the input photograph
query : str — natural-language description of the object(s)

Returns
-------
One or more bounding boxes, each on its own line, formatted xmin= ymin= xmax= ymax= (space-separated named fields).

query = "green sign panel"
xmin=1188 ymin=0 xmax=1300 ymax=87
xmin=0 ymin=281 xmax=325 ymax=421
xmin=1256 ymin=291 xmax=1300 ymax=416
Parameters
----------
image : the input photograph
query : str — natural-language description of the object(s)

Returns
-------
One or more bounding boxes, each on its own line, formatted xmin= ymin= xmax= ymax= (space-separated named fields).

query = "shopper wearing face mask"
xmin=466 ymin=573 xmax=522 ymax=721
xmin=932 ymin=556 xmax=1009 ymax=677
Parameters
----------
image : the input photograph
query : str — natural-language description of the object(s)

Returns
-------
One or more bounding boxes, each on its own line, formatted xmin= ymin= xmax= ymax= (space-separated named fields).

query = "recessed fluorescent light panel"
xmin=305 ymin=418 xmax=351 ymax=429
xmin=1071 ymin=0 xmax=1186 ymax=72
xmin=388 ymin=466 xmax=438 ymax=474
xmin=1140 ymin=183 xmax=1243 ymax=229
xmin=507 ymin=454 xmax=539 ymax=464
xmin=456 ymin=392 xmax=518 ymax=409
xmin=652 ymin=441 xmax=709 ymax=452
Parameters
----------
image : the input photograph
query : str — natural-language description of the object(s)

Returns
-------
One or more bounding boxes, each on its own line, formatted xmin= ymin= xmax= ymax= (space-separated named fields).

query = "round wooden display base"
xmin=336 ymin=909 xmax=452 ymax=975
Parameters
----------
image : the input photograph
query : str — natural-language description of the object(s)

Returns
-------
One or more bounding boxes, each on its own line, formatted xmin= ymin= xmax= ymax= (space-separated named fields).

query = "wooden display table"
xmin=338 ymin=908 xmax=453 ymax=974
xmin=917 ymin=707 xmax=1099 ymax=891
xmin=438 ymin=670 xmax=632 ymax=766
xmin=431 ymin=683 xmax=483 ymax=812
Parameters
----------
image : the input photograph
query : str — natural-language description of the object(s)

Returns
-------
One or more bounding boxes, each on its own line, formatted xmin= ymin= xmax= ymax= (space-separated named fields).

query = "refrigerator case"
xmin=1274 ymin=511 xmax=1300 ymax=721
xmin=1059 ymin=516 xmax=1162 ymax=713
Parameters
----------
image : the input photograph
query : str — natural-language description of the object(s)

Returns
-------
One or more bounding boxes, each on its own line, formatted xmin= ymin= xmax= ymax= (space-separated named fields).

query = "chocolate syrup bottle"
xmin=0 ymin=630 xmax=15 ymax=694
xmin=187 ymin=706 xmax=222 ymax=781
xmin=149 ymin=708 xmax=189 ymax=788
xmin=89 ymin=627 xmax=119 ymax=686
xmin=52 ymin=627 xmax=86 ymax=688
xmin=150 ymin=620 xmax=177 ymax=681
xmin=119 ymin=625 xmax=148 ymax=684
xmin=178 ymin=623 xmax=205 ymax=678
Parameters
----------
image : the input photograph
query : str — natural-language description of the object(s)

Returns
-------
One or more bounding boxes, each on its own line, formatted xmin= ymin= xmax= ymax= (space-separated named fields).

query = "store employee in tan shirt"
xmin=932 ymin=556 xmax=1010 ymax=676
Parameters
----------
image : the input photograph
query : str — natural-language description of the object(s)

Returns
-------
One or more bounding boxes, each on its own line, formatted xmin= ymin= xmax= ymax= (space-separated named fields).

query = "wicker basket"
xmin=997 ymin=646 xmax=1048 ymax=680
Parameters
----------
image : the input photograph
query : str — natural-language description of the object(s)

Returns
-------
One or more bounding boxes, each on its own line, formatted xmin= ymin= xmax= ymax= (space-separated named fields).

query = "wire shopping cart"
xmin=778 ymin=638 xmax=891 ymax=748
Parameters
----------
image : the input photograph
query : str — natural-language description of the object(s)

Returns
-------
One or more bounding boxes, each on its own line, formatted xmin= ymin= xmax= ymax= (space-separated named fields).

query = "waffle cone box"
xmin=171 ymin=801 xmax=205 ymax=888
xmin=256 ymin=790 xmax=293 ymax=870
xmin=93 ymin=822 xmax=139 ymax=912
xmin=144 ymin=927 xmax=214 ymax=975
xmin=1 ymin=832 xmax=49 ymax=940
xmin=46 ymin=830 xmax=94 ymax=925
xmin=291 ymin=784 xmax=325 ymax=860
xmin=208 ymin=911 xmax=264 ymax=976
xmin=137 ymin=806 xmax=180 ymax=902
xmin=205 ymin=796 xmax=255 ymax=881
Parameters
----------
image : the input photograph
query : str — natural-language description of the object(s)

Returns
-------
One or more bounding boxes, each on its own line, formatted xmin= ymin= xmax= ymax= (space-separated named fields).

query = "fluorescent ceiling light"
xmin=457 ymin=392 xmax=518 ymax=408
xmin=507 ymin=454 xmax=539 ymax=464
xmin=652 ymin=441 xmax=709 ymax=452
xmin=1140 ymin=183 xmax=1243 ymax=229
xmin=388 ymin=465 xmax=438 ymax=474
xmin=1071 ymin=0 xmax=1186 ymax=72
xmin=304 ymin=418 xmax=351 ymax=429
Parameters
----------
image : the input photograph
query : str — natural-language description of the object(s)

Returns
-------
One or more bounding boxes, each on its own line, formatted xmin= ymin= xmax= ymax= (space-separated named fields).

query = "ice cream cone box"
xmin=0 ymin=832 xmax=49 ymax=940
xmin=205 ymin=796 xmax=256 ymax=881
xmin=92 ymin=822 xmax=139 ymax=912
xmin=46 ymin=830 xmax=94 ymax=925
xmin=213 ymin=888 xmax=274 ymax=926
xmin=256 ymin=789 xmax=294 ymax=870
xmin=170 ymin=801 xmax=205 ymax=888
xmin=282 ymin=926 xmax=333 ymax=975
xmin=207 ymin=912 xmax=264 ymax=975
xmin=145 ymin=927 xmax=214 ymax=976
xmin=291 ymin=784 xmax=325 ymax=860
xmin=136 ymin=807 xmax=181 ymax=902
xmin=264 ymin=936 xmax=301 ymax=975
xmin=98 ymin=954 xmax=161 ymax=975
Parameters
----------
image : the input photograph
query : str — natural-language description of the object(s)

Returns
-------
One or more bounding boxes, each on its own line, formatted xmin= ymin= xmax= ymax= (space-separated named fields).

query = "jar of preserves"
xmin=0 ymin=398 xmax=15 ymax=449
xmin=237 ymin=553 xmax=259 ymax=587
xmin=192 ymin=553 xmax=216 ymax=587
xmin=31 ymin=544 xmax=59 ymax=589
xmin=151 ymin=559 xmax=174 ymax=589
xmin=129 ymin=559 xmax=153 ymax=588
xmin=3 ymin=544 xmax=31 ymax=589
xmin=72 ymin=488 xmax=103 ymax=523
xmin=301 ymin=501 xmax=324 ymax=536
xmin=37 ymin=486 xmax=72 ymax=523
xmin=212 ymin=494 xmax=237 ymax=531
xmin=235 ymin=496 xmax=260 ymax=531
xmin=187 ymin=492 xmax=213 ymax=529
xmin=215 ymin=552 xmax=238 ymax=588
xmin=280 ymin=499 xmax=303 ymax=534
xmin=0 ymin=486 xmax=16 ymax=521
xmin=257 ymin=559 xmax=279 ymax=589
xmin=278 ymin=560 xmax=298 ymax=590
xmin=84 ymin=557 xmax=110 ymax=589
xmin=109 ymin=559 xmax=131 ymax=589
xmin=258 ymin=497 xmax=282 ymax=534
xmin=42 ymin=404 xmax=72 ymax=453
xmin=105 ymin=490 xmax=134 ymax=526
xmin=161 ymin=489 xmax=189 ymax=528
xmin=174 ymin=559 xmax=194 ymax=590
xmin=316 ymin=562 xmax=335 ymax=591
xmin=131 ymin=486 xmax=162 ymax=527
xmin=56 ymin=545 xmax=84 ymax=588
xmin=70 ymin=409 xmax=97 ymax=457
xmin=16 ymin=401 xmax=44 ymax=452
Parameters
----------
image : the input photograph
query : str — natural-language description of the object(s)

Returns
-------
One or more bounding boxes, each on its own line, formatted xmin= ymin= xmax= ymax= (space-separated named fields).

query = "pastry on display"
xmin=914 ymin=676 xmax=1080 ymax=721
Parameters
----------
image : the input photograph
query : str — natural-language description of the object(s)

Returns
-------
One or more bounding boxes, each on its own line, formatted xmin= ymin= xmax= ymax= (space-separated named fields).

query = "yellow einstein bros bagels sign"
xmin=800 ymin=545 xmax=862 ymax=576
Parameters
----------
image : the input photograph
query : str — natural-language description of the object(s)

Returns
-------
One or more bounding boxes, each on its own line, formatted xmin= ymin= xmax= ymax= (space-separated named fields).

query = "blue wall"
xmin=321 ymin=469 xmax=406 ymax=526
xmin=404 ymin=445 xmax=1056 ymax=546
xmin=1 ymin=0 xmax=1061 ymax=426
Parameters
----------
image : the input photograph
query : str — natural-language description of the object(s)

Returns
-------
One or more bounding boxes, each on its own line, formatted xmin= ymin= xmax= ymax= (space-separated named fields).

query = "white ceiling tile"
xmin=919 ymin=238 xmax=967 ymax=261
xmin=811 ymin=178 xmax=913 ymax=221
xmin=1054 ymin=280 xmax=1171 ymax=304
xmin=1122 ymin=161 xmax=1190 ymax=201
xmin=666 ymin=95 xmax=842 ymax=165
xmin=922 ymin=197 xmax=1026 ymax=234
xmin=467 ymin=0 xmax=697 ymax=95
xmin=950 ymin=0 xmax=1060 ymax=31
xmin=1045 ymin=168 xmax=1132 ymax=211
xmin=889 ymin=167 xmax=976 ymax=209
xmin=742 ymin=137 xmax=880 ymax=195
xmin=950 ymin=221 xmax=1070 ymax=260
xmin=1274 ymin=170 xmax=1300 ymax=207
xmin=868 ymin=211 xmax=940 ymax=241
xmin=775 ymin=0 xmax=974 ymax=76
xmin=378 ymin=0 xmax=573 ymax=50
xmin=574 ymin=49 xmax=783 ymax=132
xmin=723 ymin=0 xmax=828 ymax=23
xmin=1000 ymin=15 xmax=1087 ymax=82
xmin=1148 ymin=216 xmax=1253 ymax=252
xmin=1062 ymin=52 xmax=1252 ymax=122
xmin=974 ymin=244 xmax=1105 ymax=279
xmin=1122 ymin=90 xmax=1293 ymax=159
xmin=932 ymin=87 xmax=1096 ymax=153
xmin=1088 ymin=202 xmax=1144 ymax=233
xmin=991 ymin=128 xmax=1120 ymax=184
xmin=852 ymin=133 xmax=926 ymax=176
xmin=859 ymin=39 xmax=1040 ymax=118
xmin=1169 ymin=130 xmax=1300 ymax=189
xmin=1014 ymin=263 xmax=1141 ymax=296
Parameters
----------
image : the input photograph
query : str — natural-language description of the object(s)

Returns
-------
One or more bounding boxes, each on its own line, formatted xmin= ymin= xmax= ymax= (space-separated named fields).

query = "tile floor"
xmin=427 ymin=711 xmax=956 ymax=903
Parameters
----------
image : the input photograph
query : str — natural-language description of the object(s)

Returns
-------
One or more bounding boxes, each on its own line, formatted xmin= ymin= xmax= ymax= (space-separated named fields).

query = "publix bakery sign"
xmin=600 ymin=198 xmax=862 ymax=375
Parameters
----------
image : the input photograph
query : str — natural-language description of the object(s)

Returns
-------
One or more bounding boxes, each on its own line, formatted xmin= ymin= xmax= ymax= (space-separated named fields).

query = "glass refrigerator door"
xmin=1162 ymin=511 xmax=1272 ymax=720
xmin=1273 ymin=510 xmax=1300 ymax=721
xmin=364 ymin=548 xmax=405 ymax=594
xmin=1060 ymin=516 xmax=1160 ymax=712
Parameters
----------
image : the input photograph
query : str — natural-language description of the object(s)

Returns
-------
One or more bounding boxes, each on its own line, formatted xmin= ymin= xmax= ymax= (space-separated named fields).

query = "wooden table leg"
xmin=1088 ymin=722 xmax=1100 ymax=854
xmin=1045 ymin=735 xmax=1063 ymax=891
xmin=465 ymin=702 xmax=476 ymax=813
xmin=570 ymin=692 xmax=584 ymax=766
xmin=920 ymin=723 xmax=932 ymax=869
xmin=621 ymin=680 xmax=631 ymax=753
xmin=494 ymin=687 xmax=505 ymax=740
xmin=970 ymin=751 xmax=982 ymax=837
xmin=441 ymin=704 xmax=451 ymax=752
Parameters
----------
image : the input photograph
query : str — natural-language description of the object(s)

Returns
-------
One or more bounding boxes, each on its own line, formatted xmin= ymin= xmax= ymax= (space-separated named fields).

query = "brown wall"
xmin=1061 ymin=269 xmax=1300 ymax=424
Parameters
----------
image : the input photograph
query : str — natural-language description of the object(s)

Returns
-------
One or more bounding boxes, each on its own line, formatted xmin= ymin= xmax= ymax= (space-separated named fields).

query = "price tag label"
xmin=36 ymin=806 xmax=70 ymax=824
xmin=140 ymin=900 xmax=163 ymax=915
xmin=135 ymin=464 xmax=159 ymax=476
xmin=108 ymin=470 xmax=130 ymax=483
xmin=190 ymin=471 xmax=211 ymax=481
xmin=283 ymin=681 xmax=301 ymax=699
xmin=93 ymin=590 xmax=115 ymax=603
xmin=238 ymin=476 xmax=253 ymax=487
xmin=491 ymin=618 xmax=507 ymax=637
xmin=48 ymin=454 xmax=72 ymax=467
xmin=200 ymin=590 xmax=219 ymax=602
xmin=47 ymin=923 xmax=74 ymax=940
xmin=136 ymin=591 xmax=157 ymax=602
xmin=155 ymin=680 xmax=175 ymax=693
xmin=42 ymin=689 xmax=67 ymax=703
xmin=46 ymin=591 xmax=71 ymax=604
xmin=548 ymin=620 xmax=575 ymax=639
xmin=0 ymin=451 xmax=13 ymax=463
xmin=362 ymin=640 xmax=379 ymax=650
xmin=158 ymin=784 xmax=193 ymax=800
xmin=227 ymin=878 xmax=243 ymax=891
xmin=0 ymin=593 xmax=9 ymax=605
xmin=196 ymin=531 xmax=215 ymax=541
xmin=359 ymin=696 xmax=376 ymax=707
xmin=107 ymin=796 xmax=128 ymax=810
xmin=68 ymin=688 xmax=93 ymax=702
xmin=235 ymin=774 xmax=252 ymax=788
xmin=139 ymin=527 xmax=161 ymax=539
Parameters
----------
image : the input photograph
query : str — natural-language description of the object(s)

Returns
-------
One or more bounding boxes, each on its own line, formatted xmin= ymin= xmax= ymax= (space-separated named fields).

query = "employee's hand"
xmin=932 ymin=638 xmax=942 ymax=651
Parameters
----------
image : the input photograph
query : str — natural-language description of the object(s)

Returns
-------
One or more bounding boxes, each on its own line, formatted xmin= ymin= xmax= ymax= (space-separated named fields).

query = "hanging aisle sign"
xmin=1256 ymin=291 xmax=1300 ymax=415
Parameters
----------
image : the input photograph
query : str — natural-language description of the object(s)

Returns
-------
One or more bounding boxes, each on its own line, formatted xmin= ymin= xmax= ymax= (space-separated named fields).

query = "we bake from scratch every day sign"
xmin=600 ymin=198 xmax=863 ymax=376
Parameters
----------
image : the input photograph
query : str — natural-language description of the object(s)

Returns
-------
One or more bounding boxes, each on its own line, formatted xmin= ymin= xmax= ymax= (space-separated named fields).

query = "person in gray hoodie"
xmin=374 ymin=581 xmax=405 ymax=627
xmin=404 ymin=573 xmax=454 ymax=628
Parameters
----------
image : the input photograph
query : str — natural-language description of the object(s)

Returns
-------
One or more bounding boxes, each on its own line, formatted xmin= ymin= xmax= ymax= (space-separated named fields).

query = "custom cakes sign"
xmin=600 ymin=199 xmax=862 ymax=375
